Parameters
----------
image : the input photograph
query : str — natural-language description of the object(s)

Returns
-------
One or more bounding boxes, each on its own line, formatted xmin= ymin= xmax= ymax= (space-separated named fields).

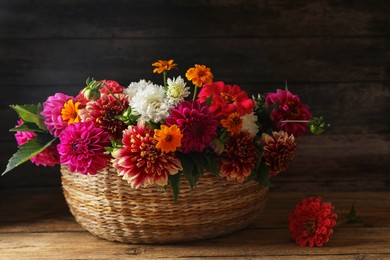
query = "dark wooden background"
xmin=0 ymin=0 xmax=388 ymax=192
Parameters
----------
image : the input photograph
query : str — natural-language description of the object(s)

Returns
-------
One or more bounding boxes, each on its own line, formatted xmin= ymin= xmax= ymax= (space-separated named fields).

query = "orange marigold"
xmin=152 ymin=59 xmax=178 ymax=74
xmin=185 ymin=64 xmax=213 ymax=87
xmin=61 ymin=99 xmax=80 ymax=125
xmin=220 ymin=112 xmax=242 ymax=135
xmin=154 ymin=124 xmax=183 ymax=153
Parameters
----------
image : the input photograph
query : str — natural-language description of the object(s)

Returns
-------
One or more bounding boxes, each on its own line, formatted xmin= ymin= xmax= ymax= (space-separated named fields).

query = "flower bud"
xmin=81 ymin=86 xmax=101 ymax=101
xmin=309 ymin=116 xmax=329 ymax=135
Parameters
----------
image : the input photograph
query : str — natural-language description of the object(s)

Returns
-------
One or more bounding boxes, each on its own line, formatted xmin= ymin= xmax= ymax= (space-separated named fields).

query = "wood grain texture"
xmin=1 ymin=0 xmax=389 ymax=38
xmin=0 ymin=188 xmax=389 ymax=259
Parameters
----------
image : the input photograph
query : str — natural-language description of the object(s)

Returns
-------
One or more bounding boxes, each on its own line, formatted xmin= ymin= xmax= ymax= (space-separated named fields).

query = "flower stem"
xmin=192 ymin=85 xmax=198 ymax=100
xmin=104 ymin=83 xmax=124 ymax=109
xmin=163 ymin=72 xmax=167 ymax=90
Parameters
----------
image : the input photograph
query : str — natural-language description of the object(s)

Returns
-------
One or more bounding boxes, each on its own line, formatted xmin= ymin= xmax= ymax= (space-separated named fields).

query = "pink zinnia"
xmin=165 ymin=100 xmax=218 ymax=153
xmin=198 ymin=81 xmax=255 ymax=119
xmin=14 ymin=120 xmax=59 ymax=167
xmin=41 ymin=93 xmax=76 ymax=137
xmin=112 ymin=124 xmax=182 ymax=189
xmin=266 ymin=89 xmax=312 ymax=136
xmin=289 ymin=197 xmax=337 ymax=247
xmin=100 ymin=80 xmax=124 ymax=94
xmin=219 ymin=132 xmax=258 ymax=182
xmin=57 ymin=121 xmax=110 ymax=175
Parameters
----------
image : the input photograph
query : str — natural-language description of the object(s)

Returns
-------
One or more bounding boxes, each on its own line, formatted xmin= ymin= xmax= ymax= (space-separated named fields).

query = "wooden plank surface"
xmin=0 ymin=188 xmax=389 ymax=259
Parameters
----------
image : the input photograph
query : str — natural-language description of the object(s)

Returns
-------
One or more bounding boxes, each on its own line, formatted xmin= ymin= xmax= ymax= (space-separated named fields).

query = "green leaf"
xmin=347 ymin=201 xmax=358 ymax=223
xmin=9 ymin=122 xmax=48 ymax=133
xmin=205 ymin=94 xmax=213 ymax=107
xmin=10 ymin=104 xmax=46 ymax=130
xmin=178 ymin=154 xmax=197 ymax=187
xmin=169 ymin=173 xmax=181 ymax=202
xmin=2 ymin=136 xmax=56 ymax=175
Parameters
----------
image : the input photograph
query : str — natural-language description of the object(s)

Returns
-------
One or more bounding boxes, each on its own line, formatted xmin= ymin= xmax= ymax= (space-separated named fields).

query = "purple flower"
xmin=165 ymin=100 xmax=218 ymax=153
xmin=57 ymin=121 xmax=110 ymax=175
xmin=41 ymin=93 xmax=75 ymax=137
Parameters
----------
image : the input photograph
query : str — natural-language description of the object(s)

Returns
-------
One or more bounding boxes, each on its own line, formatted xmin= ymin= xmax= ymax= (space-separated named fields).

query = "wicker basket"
xmin=61 ymin=164 xmax=269 ymax=244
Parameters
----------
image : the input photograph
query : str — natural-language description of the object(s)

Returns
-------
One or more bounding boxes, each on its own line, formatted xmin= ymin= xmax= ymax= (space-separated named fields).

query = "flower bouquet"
xmin=2 ymin=60 xmax=327 ymax=243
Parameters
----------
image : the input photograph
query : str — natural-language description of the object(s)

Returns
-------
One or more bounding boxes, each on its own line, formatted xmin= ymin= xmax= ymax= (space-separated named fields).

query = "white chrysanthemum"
xmin=241 ymin=112 xmax=259 ymax=137
xmin=166 ymin=76 xmax=190 ymax=105
xmin=130 ymin=84 xmax=171 ymax=123
xmin=124 ymin=79 xmax=154 ymax=100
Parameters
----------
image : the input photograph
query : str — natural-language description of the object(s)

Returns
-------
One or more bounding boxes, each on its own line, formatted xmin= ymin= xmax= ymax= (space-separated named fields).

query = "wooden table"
xmin=1 ymin=188 xmax=389 ymax=259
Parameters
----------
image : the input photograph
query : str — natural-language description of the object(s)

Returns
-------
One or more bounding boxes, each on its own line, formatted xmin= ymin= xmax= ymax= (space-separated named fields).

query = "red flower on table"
xmin=288 ymin=197 xmax=337 ymax=247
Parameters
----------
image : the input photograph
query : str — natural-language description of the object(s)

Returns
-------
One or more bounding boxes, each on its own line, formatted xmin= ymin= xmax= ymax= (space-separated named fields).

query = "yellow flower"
xmin=221 ymin=112 xmax=242 ymax=135
xmin=154 ymin=124 xmax=183 ymax=153
xmin=185 ymin=64 xmax=213 ymax=87
xmin=152 ymin=59 xmax=178 ymax=74
xmin=61 ymin=99 xmax=81 ymax=125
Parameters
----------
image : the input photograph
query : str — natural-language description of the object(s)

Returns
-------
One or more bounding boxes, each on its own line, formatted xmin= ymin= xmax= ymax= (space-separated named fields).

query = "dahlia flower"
xmin=165 ymin=100 xmax=218 ymax=153
xmin=185 ymin=64 xmax=213 ymax=87
xmin=41 ymin=93 xmax=76 ymax=137
xmin=14 ymin=120 xmax=59 ymax=167
xmin=112 ymin=124 xmax=182 ymax=189
xmin=80 ymin=94 xmax=129 ymax=140
xmin=198 ymin=81 xmax=255 ymax=119
xmin=288 ymin=197 xmax=337 ymax=247
xmin=219 ymin=132 xmax=258 ymax=182
xmin=57 ymin=121 xmax=111 ymax=175
xmin=262 ymin=131 xmax=296 ymax=176
xmin=100 ymin=80 xmax=124 ymax=95
xmin=266 ymin=89 xmax=312 ymax=136
xmin=129 ymin=83 xmax=171 ymax=123
xmin=124 ymin=79 xmax=154 ymax=99
xmin=166 ymin=76 xmax=190 ymax=106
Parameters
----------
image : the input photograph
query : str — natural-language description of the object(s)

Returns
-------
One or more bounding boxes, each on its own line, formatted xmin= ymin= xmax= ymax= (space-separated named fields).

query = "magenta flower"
xmin=112 ymin=124 xmax=182 ymax=189
xmin=165 ymin=100 xmax=218 ymax=153
xmin=14 ymin=120 xmax=59 ymax=167
xmin=57 ymin=121 xmax=110 ymax=175
xmin=41 ymin=93 xmax=76 ymax=137
xmin=266 ymin=89 xmax=312 ymax=136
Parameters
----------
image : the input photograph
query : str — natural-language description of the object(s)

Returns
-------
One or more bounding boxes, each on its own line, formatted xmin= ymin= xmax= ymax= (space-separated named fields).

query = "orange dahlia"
xmin=219 ymin=132 xmax=258 ymax=182
xmin=185 ymin=64 xmax=213 ymax=87
xmin=152 ymin=59 xmax=178 ymax=74
xmin=112 ymin=125 xmax=182 ymax=189
xmin=262 ymin=131 xmax=296 ymax=176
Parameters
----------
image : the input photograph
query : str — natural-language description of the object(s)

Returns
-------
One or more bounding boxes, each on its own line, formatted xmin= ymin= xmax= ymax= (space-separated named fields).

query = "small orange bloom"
xmin=61 ymin=100 xmax=81 ymax=125
xmin=221 ymin=112 xmax=242 ymax=135
xmin=185 ymin=64 xmax=213 ymax=87
xmin=152 ymin=59 xmax=178 ymax=74
xmin=154 ymin=124 xmax=183 ymax=153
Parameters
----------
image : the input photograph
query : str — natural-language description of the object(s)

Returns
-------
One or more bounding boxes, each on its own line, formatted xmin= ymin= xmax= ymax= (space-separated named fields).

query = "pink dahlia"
xmin=198 ymin=81 xmax=255 ymax=119
xmin=80 ymin=94 xmax=129 ymax=140
xmin=266 ymin=89 xmax=312 ymax=136
xmin=57 ymin=121 xmax=110 ymax=175
xmin=262 ymin=131 xmax=296 ymax=176
xmin=100 ymin=80 xmax=124 ymax=94
xmin=112 ymin=124 xmax=182 ymax=189
xmin=41 ymin=93 xmax=76 ymax=137
xmin=288 ymin=197 xmax=337 ymax=247
xmin=219 ymin=132 xmax=258 ymax=182
xmin=14 ymin=120 xmax=59 ymax=167
xmin=165 ymin=100 xmax=218 ymax=153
